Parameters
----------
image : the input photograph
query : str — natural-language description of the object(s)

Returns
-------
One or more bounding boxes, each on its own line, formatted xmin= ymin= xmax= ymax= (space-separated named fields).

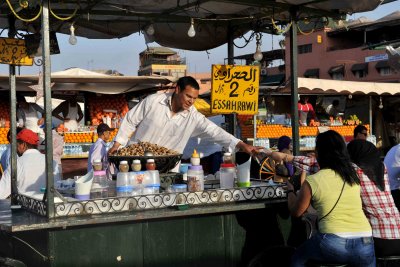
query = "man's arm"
xmin=52 ymin=101 xmax=66 ymax=121
xmin=31 ymin=103 xmax=45 ymax=116
xmin=77 ymin=104 xmax=84 ymax=122
xmin=192 ymin=114 xmax=257 ymax=154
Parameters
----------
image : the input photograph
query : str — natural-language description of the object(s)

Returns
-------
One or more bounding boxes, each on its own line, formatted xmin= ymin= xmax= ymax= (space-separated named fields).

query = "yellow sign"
xmin=211 ymin=65 xmax=259 ymax=115
xmin=0 ymin=38 xmax=33 ymax=66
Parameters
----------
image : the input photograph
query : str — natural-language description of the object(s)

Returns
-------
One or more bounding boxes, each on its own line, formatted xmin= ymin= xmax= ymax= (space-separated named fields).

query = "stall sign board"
xmin=0 ymin=38 xmax=33 ymax=66
xmin=211 ymin=65 xmax=259 ymax=115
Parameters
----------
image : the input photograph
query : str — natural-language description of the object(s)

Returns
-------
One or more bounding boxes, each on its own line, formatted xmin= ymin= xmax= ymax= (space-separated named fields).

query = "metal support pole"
xmin=289 ymin=7 xmax=300 ymax=155
xmin=227 ymin=23 xmax=237 ymax=138
xmin=369 ymin=96 xmax=373 ymax=135
xmin=42 ymin=0 xmax=55 ymax=219
xmin=8 ymin=15 xmax=18 ymax=206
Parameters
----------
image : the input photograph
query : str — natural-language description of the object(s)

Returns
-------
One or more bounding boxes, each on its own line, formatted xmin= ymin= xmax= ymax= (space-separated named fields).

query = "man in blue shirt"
xmin=88 ymin=124 xmax=114 ymax=178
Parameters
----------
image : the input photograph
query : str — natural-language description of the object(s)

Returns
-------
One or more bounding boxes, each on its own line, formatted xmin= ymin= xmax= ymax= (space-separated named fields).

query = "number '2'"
xmin=229 ymin=82 xmax=239 ymax=97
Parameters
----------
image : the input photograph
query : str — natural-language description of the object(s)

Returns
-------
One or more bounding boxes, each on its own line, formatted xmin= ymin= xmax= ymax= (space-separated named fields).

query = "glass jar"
xmin=187 ymin=165 xmax=204 ymax=192
xmin=93 ymin=159 xmax=102 ymax=171
xmin=119 ymin=160 xmax=129 ymax=172
xmin=131 ymin=159 xmax=142 ymax=172
xmin=146 ymin=159 xmax=156 ymax=170
xmin=91 ymin=170 xmax=108 ymax=199
xmin=219 ymin=163 xmax=236 ymax=189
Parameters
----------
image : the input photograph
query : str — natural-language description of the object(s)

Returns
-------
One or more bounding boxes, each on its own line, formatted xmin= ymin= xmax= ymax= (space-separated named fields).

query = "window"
xmin=379 ymin=67 xmax=391 ymax=76
xmin=332 ymin=72 xmax=344 ymax=80
xmin=354 ymin=70 xmax=366 ymax=78
xmin=298 ymin=44 xmax=312 ymax=54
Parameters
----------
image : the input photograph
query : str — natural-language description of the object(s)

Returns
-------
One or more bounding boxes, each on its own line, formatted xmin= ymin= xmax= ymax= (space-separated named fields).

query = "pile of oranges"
xmin=88 ymin=94 xmax=129 ymax=125
xmin=255 ymin=124 xmax=367 ymax=139
xmin=64 ymin=129 xmax=119 ymax=143
xmin=0 ymin=128 xmax=9 ymax=144
xmin=64 ymin=132 xmax=94 ymax=143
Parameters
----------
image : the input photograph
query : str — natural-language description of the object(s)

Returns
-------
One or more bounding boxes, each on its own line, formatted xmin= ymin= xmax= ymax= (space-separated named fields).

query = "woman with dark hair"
xmin=268 ymin=130 xmax=375 ymax=267
xmin=347 ymin=139 xmax=400 ymax=257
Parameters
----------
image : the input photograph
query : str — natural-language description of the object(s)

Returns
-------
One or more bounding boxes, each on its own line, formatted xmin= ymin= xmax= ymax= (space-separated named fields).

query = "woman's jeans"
xmin=291 ymin=233 xmax=376 ymax=267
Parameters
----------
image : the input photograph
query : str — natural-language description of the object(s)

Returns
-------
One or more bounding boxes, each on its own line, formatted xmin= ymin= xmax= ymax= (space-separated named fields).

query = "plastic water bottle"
xmin=91 ymin=170 xmax=109 ymax=199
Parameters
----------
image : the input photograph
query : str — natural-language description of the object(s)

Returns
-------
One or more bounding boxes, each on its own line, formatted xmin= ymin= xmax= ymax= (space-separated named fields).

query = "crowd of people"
xmin=265 ymin=126 xmax=400 ymax=267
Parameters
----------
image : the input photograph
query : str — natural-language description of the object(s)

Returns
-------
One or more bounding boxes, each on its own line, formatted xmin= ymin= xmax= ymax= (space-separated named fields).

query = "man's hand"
xmin=236 ymin=141 xmax=257 ymax=155
xmin=108 ymin=141 xmax=121 ymax=155
xmin=37 ymin=118 xmax=44 ymax=126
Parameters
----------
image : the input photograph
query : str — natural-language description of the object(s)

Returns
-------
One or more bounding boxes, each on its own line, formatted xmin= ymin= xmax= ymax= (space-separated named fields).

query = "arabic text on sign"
xmin=0 ymin=38 xmax=33 ymax=66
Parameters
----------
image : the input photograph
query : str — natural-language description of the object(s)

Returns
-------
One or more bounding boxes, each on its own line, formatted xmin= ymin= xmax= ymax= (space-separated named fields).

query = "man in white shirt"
xmin=0 ymin=129 xmax=60 ymax=199
xmin=108 ymin=76 xmax=256 ymax=156
xmin=384 ymin=143 xmax=400 ymax=211
xmin=88 ymin=123 xmax=114 ymax=177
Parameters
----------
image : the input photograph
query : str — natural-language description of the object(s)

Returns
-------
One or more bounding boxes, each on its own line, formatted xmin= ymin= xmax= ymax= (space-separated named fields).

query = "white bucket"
xmin=75 ymin=171 xmax=93 ymax=200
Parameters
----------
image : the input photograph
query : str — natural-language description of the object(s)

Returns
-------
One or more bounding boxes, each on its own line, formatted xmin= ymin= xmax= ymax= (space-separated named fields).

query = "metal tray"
xmin=108 ymin=154 xmax=182 ymax=173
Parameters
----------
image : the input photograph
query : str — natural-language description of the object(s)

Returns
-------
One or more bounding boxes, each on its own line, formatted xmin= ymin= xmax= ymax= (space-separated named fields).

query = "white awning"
xmin=277 ymin=78 xmax=400 ymax=95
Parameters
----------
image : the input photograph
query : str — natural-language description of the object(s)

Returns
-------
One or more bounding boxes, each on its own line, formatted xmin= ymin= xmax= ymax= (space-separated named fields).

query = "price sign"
xmin=0 ymin=38 xmax=33 ymax=66
xmin=211 ymin=65 xmax=259 ymax=115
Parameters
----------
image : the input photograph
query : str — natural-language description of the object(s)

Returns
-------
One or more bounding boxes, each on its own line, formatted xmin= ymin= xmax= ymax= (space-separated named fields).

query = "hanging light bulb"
xmin=187 ymin=18 xmax=196 ymax=38
xmin=146 ymin=24 xmax=155 ymax=35
xmin=253 ymin=33 xmax=263 ymax=62
xmin=348 ymin=94 xmax=353 ymax=99
xmin=379 ymin=97 xmax=383 ymax=109
xmin=69 ymin=24 xmax=77 ymax=45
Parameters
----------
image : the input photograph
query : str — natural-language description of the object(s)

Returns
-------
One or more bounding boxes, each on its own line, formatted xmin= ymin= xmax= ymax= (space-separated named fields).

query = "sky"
xmin=0 ymin=1 xmax=398 ymax=76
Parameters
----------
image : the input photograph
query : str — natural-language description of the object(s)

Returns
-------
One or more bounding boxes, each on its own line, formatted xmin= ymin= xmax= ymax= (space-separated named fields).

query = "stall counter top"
xmin=0 ymin=198 xmax=285 ymax=233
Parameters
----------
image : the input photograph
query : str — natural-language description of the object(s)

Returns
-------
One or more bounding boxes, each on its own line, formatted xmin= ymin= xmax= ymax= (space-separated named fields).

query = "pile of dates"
xmin=116 ymin=142 xmax=179 ymax=156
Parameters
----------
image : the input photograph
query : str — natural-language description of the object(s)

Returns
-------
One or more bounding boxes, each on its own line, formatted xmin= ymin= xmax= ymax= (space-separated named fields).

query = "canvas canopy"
xmin=0 ymin=68 xmax=176 ymax=94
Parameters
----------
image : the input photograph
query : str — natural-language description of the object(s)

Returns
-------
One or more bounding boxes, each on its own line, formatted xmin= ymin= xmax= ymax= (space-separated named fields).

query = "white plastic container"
xmin=219 ymin=163 xmax=236 ymax=189
xmin=116 ymin=172 xmax=132 ymax=196
xmin=91 ymin=170 xmax=108 ymax=198
xmin=143 ymin=184 xmax=160 ymax=195
xmin=187 ymin=165 xmax=204 ymax=192
xmin=144 ymin=170 xmax=160 ymax=185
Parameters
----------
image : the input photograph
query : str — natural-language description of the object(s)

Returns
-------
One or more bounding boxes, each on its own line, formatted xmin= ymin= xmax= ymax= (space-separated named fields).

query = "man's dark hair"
xmin=7 ymin=127 xmax=23 ymax=143
xmin=353 ymin=124 xmax=368 ymax=138
xmin=16 ymin=139 xmax=38 ymax=150
xmin=177 ymin=76 xmax=200 ymax=91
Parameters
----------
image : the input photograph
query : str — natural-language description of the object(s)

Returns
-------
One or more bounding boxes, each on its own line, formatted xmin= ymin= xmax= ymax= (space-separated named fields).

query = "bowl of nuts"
xmin=109 ymin=142 xmax=182 ymax=173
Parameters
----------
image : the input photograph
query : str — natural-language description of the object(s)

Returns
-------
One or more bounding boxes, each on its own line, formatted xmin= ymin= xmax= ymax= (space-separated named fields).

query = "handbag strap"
xmin=318 ymin=180 xmax=346 ymax=222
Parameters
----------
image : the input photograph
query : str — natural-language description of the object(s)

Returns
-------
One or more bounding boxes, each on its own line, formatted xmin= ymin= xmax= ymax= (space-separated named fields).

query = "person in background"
xmin=88 ymin=123 xmax=114 ymax=178
xmin=108 ymin=76 xmax=256 ymax=158
xmin=268 ymin=130 xmax=375 ymax=267
xmin=297 ymin=96 xmax=317 ymax=126
xmin=325 ymin=99 xmax=340 ymax=118
xmin=52 ymin=129 xmax=64 ymax=170
xmin=347 ymin=139 xmax=400 ymax=258
xmin=354 ymin=124 xmax=368 ymax=140
xmin=16 ymin=95 xmax=44 ymax=134
xmin=384 ymin=143 xmax=400 ymax=211
xmin=0 ymin=128 xmax=23 ymax=172
xmin=52 ymin=95 xmax=83 ymax=132
xmin=0 ymin=129 xmax=60 ymax=198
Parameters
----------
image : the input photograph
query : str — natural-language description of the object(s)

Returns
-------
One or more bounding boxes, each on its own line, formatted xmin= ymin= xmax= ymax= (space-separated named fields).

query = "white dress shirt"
xmin=115 ymin=93 xmax=240 ymax=154
xmin=0 ymin=149 xmax=60 ymax=199
xmin=384 ymin=144 xmax=400 ymax=190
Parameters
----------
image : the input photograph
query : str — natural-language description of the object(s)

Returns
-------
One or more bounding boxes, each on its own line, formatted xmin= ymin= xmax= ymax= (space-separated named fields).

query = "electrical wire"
xmin=49 ymin=3 xmax=79 ymax=21
xmin=12 ymin=236 xmax=48 ymax=262
xmin=271 ymin=17 xmax=292 ymax=35
xmin=5 ymin=0 xmax=42 ymax=23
